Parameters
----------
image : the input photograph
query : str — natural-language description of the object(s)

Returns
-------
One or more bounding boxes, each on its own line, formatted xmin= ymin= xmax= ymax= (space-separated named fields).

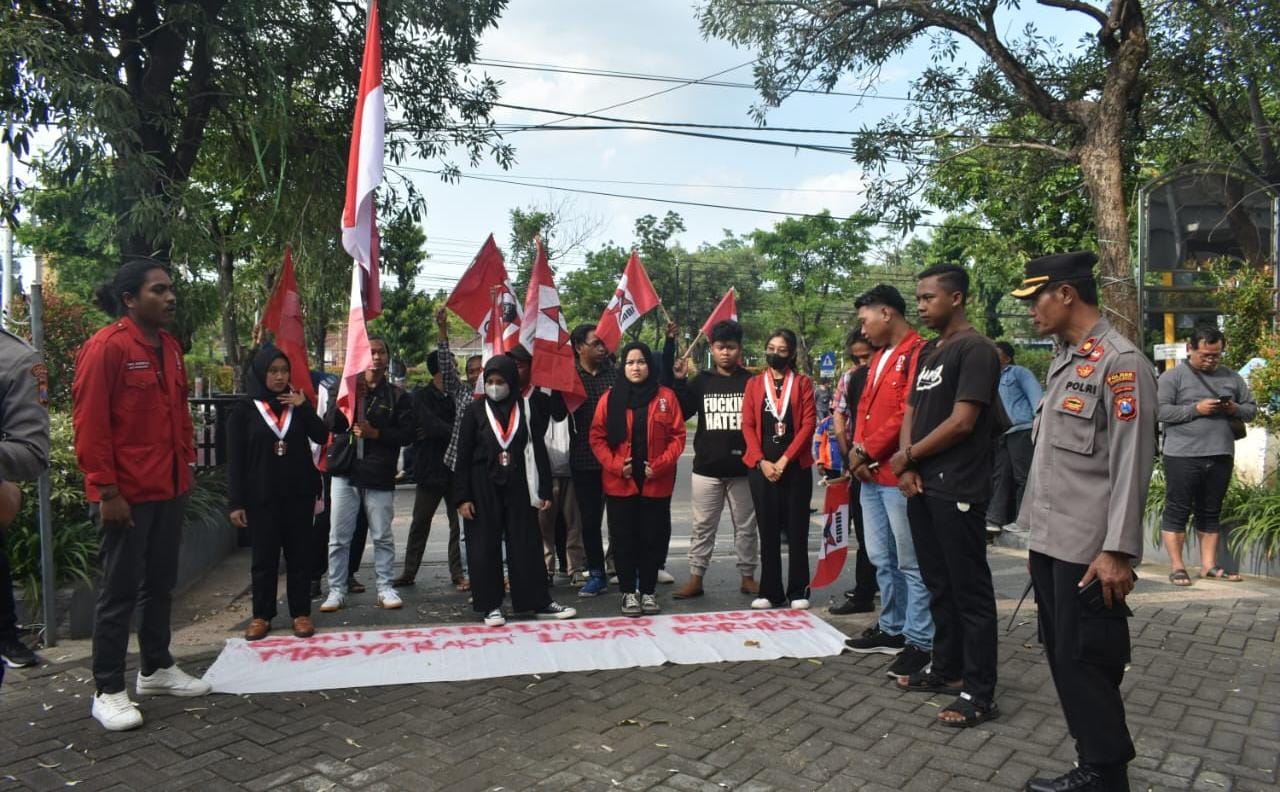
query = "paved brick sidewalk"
xmin=2 ymin=583 xmax=1276 ymax=792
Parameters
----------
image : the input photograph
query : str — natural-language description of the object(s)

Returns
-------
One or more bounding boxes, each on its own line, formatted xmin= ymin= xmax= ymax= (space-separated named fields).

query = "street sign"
xmin=819 ymin=351 xmax=837 ymax=378
xmin=1153 ymin=343 xmax=1187 ymax=361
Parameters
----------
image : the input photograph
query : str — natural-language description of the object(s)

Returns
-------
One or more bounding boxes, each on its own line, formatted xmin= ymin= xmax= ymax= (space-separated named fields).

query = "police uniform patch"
xmin=1062 ymin=396 xmax=1085 ymax=413
xmin=1077 ymin=337 xmax=1098 ymax=355
xmin=31 ymin=362 xmax=49 ymax=407
xmin=1088 ymin=344 xmax=1105 ymax=362
xmin=1075 ymin=364 xmax=1095 ymax=378
xmin=1114 ymin=394 xmax=1137 ymax=421
xmin=1106 ymin=370 xmax=1135 ymax=390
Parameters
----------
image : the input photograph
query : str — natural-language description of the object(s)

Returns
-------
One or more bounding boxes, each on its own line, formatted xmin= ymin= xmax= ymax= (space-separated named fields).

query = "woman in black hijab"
xmin=227 ymin=345 xmax=328 ymax=640
xmin=589 ymin=342 xmax=686 ymax=617
xmin=455 ymin=354 xmax=576 ymax=626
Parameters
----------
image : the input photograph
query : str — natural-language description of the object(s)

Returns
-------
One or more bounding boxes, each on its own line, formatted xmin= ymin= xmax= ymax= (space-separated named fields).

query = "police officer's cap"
xmin=1011 ymin=251 xmax=1098 ymax=300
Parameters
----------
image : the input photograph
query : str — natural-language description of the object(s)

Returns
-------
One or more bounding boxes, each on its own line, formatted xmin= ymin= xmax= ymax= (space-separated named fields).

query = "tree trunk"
xmin=1078 ymin=133 xmax=1142 ymax=345
xmin=218 ymin=246 xmax=240 ymax=371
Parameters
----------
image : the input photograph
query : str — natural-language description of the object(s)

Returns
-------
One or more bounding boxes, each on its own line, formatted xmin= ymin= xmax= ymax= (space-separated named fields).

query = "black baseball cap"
xmin=1011 ymin=251 xmax=1098 ymax=300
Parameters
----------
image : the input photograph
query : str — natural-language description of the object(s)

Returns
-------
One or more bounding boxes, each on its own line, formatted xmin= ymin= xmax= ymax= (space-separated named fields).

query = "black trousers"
xmin=0 ymin=528 xmax=18 ymax=643
xmin=247 ymin=497 xmax=314 ymax=620
xmin=465 ymin=486 xmax=551 ymax=615
xmin=1161 ymin=454 xmax=1233 ymax=534
xmin=749 ymin=464 xmax=813 ymax=604
xmin=402 ymin=480 xmax=463 ymax=581
xmin=92 ymin=497 xmax=185 ymax=694
xmin=849 ymin=480 xmax=879 ymax=602
xmin=908 ymin=494 xmax=998 ymax=701
xmin=607 ymin=495 xmax=668 ymax=595
xmin=571 ymin=468 xmax=607 ymax=573
xmin=1030 ymin=551 xmax=1135 ymax=773
xmin=986 ymin=429 xmax=1034 ymax=526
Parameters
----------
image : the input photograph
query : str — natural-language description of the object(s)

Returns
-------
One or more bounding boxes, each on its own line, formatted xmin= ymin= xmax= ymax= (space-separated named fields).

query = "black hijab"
xmin=482 ymin=354 xmax=520 ymax=425
xmin=245 ymin=344 xmax=289 ymax=406
xmin=607 ymin=342 xmax=659 ymax=485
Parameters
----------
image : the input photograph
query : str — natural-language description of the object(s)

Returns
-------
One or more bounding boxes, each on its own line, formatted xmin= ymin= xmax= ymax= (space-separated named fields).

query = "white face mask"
xmin=485 ymin=382 xmax=510 ymax=402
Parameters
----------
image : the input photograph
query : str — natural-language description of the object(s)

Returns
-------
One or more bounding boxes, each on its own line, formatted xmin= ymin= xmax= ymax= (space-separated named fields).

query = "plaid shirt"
xmin=437 ymin=340 xmax=475 ymax=472
xmin=569 ymin=361 xmax=616 ymax=471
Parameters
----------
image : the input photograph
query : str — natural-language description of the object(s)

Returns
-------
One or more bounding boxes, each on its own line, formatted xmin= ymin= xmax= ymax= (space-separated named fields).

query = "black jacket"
xmin=227 ymin=398 xmax=328 ymax=510
xmin=324 ymin=377 xmax=415 ymax=490
xmin=412 ymin=382 xmax=455 ymax=488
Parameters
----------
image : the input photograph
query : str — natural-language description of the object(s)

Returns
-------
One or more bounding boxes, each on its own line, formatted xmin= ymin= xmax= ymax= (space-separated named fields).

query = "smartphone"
xmin=1219 ymin=395 xmax=1231 ymax=405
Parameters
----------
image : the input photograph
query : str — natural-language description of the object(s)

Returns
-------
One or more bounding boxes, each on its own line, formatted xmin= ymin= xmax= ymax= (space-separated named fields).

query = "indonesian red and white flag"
xmin=595 ymin=250 xmax=660 ymax=353
xmin=336 ymin=0 xmax=384 ymax=422
xmin=810 ymin=480 xmax=850 ymax=589
xmin=260 ymin=246 xmax=317 ymax=403
xmin=520 ymin=238 xmax=587 ymax=411
xmin=699 ymin=286 xmax=738 ymax=338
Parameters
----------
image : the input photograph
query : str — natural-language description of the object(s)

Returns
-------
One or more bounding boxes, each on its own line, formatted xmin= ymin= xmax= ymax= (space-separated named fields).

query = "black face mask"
xmin=766 ymin=353 xmax=789 ymax=372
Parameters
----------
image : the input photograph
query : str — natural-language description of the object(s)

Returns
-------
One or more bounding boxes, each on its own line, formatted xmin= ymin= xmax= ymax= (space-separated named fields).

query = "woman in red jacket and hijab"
xmin=590 ymin=341 xmax=686 ymax=617
xmin=741 ymin=328 xmax=817 ymax=610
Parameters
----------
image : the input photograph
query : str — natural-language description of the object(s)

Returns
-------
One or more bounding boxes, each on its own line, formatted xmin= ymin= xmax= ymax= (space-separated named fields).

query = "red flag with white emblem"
xmin=699 ymin=287 xmax=738 ymax=338
xmin=521 ymin=238 xmax=587 ymax=411
xmin=595 ymin=250 xmax=660 ymax=353
xmin=336 ymin=0 xmax=383 ymax=422
xmin=447 ymin=234 xmax=522 ymax=336
xmin=810 ymin=480 xmax=850 ymax=589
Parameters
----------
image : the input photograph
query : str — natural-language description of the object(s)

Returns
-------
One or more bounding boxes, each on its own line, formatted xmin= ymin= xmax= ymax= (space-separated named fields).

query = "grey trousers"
xmin=539 ymin=477 xmax=585 ymax=576
xmin=92 ymin=496 xmax=186 ymax=694
xmin=687 ymin=473 xmax=759 ymax=577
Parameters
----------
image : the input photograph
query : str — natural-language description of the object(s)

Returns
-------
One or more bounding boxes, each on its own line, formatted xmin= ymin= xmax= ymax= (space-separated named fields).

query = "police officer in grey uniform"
xmin=0 ymin=327 xmax=52 ymax=675
xmin=1012 ymin=252 xmax=1156 ymax=792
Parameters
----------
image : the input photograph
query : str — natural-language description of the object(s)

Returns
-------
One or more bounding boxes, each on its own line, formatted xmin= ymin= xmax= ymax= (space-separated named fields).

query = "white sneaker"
xmin=621 ymin=593 xmax=642 ymax=616
xmin=484 ymin=609 xmax=506 ymax=627
xmin=656 ymin=569 xmax=676 ymax=584
xmin=319 ymin=591 xmax=344 ymax=612
xmin=136 ymin=664 xmax=211 ymax=698
xmin=608 ymin=574 xmax=620 ymax=585
xmin=377 ymin=589 xmax=402 ymax=609
xmin=92 ymin=690 xmax=143 ymax=731
xmin=751 ymin=597 xmax=773 ymax=610
xmin=790 ymin=598 xmax=811 ymax=610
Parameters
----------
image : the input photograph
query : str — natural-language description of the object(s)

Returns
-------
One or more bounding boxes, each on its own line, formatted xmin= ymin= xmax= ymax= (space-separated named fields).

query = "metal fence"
xmin=190 ymin=396 xmax=240 ymax=469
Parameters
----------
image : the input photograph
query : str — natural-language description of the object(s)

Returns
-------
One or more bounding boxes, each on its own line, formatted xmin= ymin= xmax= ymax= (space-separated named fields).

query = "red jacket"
xmin=741 ymin=370 xmax=817 ymax=470
xmin=853 ymin=329 xmax=926 ymax=486
xmin=72 ymin=318 xmax=195 ymax=503
xmin=589 ymin=385 xmax=686 ymax=498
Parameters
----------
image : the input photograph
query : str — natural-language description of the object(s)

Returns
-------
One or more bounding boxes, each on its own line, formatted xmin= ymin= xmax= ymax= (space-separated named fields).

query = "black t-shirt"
xmin=908 ymin=330 xmax=1003 ymax=503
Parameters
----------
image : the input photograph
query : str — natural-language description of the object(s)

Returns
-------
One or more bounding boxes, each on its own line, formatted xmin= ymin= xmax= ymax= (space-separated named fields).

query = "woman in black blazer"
xmin=227 ymin=345 xmax=328 ymax=640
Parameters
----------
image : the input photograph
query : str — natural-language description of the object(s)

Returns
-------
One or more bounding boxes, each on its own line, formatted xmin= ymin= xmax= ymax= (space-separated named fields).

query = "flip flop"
xmin=455 ymin=578 xmax=471 ymax=592
xmin=1169 ymin=569 xmax=1192 ymax=587
xmin=1201 ymin=567 xmax=1243 ymax=582
xmin=896 ymin=670 xmax=963 ymax=694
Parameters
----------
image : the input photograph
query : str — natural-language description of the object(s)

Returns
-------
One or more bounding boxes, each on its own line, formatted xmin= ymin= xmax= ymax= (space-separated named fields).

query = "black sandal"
xmin=896 ymin=669 xmax=963 ymax=694
xmin=938 ymin=694 xmax=999 ymax=728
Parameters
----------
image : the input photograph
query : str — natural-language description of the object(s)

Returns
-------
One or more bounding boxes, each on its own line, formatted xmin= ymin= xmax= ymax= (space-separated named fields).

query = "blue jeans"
xmin=328 ymin=478 xmax=396 ymax=595
xmin=860 ymin=483 xmax=933 ymax=650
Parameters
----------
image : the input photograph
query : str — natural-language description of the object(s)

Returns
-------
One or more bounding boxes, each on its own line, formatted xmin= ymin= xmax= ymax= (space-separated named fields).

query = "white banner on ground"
xmin=202 ymin=609 xmax=849 ymax=695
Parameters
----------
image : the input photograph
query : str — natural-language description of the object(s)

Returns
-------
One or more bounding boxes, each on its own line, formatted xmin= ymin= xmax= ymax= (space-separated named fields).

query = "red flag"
xmin=337 ymin=0 xmax=384 ymax=421
xmin=699 ymin=287 xmax=738 ymax=338
xmin=521 ymin=238 xmax=587 ymax=412
xmin=447 ymin=234 xmax=519 ymax=330
xmin=810 ymin=480 xmax=850 ymax=589
xmin=261 ymin=246 xmax=317 ymax=402
xmin=595 ymin=250 xmax=660 ymax=353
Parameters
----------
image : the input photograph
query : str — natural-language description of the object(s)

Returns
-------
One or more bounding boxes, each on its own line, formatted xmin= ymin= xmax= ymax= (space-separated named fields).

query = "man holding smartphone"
xmin=1156 ymin=326 xmax=1256 ymax=584
xmin=1012 ymin=252 xmax=1157 ymax=792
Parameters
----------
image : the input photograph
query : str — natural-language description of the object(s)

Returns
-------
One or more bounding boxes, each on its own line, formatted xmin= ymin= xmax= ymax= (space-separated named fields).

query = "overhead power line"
xmin=394 ymin=164 xmax=993 ymax=232
xmin=474 ymin=58 xmax=919 ymax=103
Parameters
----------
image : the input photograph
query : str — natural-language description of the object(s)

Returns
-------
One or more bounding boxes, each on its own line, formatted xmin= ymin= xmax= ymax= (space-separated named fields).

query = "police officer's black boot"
xmin=1025 ymin=763 xmax=1128 ymax=792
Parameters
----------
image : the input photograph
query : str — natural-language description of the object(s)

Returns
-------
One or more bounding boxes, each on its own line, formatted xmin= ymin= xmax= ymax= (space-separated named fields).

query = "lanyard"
xmin=253 ymin=400 xmax=294 ymax=441
xmin=762 ymin=370 xmax=794 ymax=423
xmin=484 ymin=401 xmax=521 ymax=450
